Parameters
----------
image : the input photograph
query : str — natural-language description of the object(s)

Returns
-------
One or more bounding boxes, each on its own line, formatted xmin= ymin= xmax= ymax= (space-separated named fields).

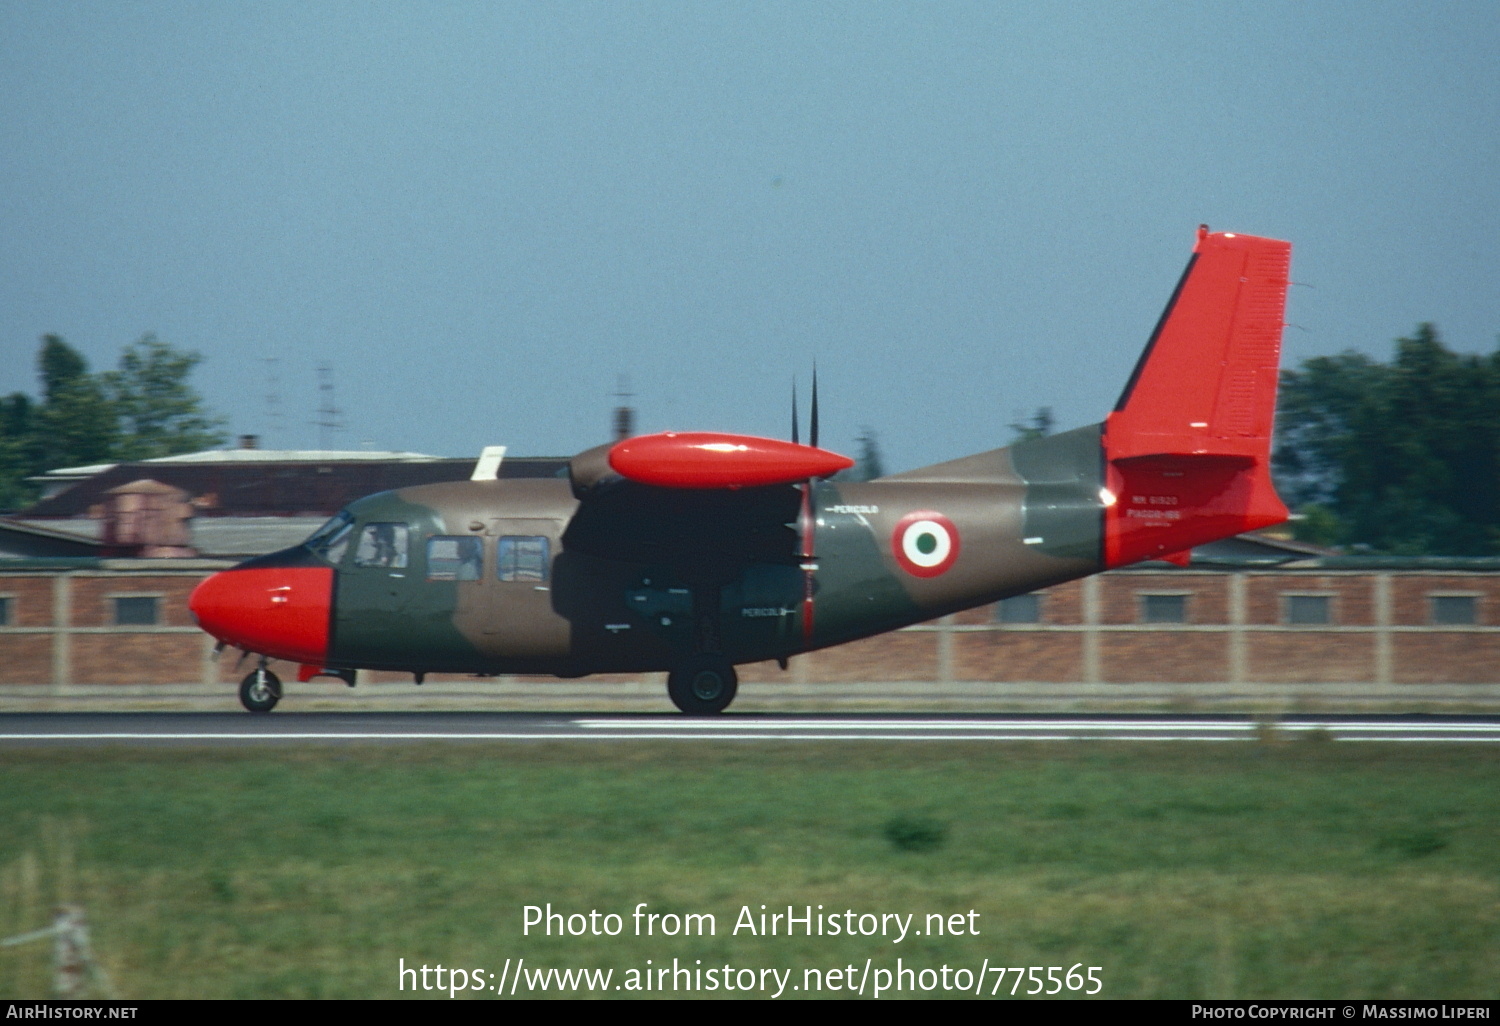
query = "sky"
xmin=2 ymin=1 xmax=1497 ymax=473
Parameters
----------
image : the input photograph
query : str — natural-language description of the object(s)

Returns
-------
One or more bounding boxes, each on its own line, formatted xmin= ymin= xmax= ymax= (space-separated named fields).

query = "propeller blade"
xmin=810 ymin=364 xmax=820 ymax=450
xmin=791 ymin=379 xmax=799 ymax=446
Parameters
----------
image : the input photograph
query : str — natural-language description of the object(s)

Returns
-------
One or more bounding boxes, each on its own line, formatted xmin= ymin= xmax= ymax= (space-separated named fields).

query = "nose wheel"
xmin=239 ymin=667 xmax=282 ymax=713
xmin=667 ymin=656 xmax=737 ymax=715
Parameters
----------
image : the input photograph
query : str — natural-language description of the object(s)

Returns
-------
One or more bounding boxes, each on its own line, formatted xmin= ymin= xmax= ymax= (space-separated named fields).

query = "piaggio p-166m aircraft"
xmin=190 ymin=227 xmax=1292 ymax=713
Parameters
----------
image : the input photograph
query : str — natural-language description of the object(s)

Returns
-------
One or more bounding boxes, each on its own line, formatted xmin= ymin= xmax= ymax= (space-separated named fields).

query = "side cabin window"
xmin=353 ymin=523 xmax=410 ymax=568
xmin=427 ymin=536 xmax=482 ymax=581
xmin=497 ymin=535 xmax=550 ymax=583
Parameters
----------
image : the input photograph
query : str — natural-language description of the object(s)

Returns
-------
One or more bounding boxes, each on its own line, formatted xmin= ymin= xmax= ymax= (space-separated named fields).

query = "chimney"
xmin=101 ymin=479 xmax=196 ymax=557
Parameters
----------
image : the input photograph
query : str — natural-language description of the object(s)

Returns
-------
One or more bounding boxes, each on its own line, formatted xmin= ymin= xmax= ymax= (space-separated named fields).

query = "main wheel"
xmin=667 ymin=656 xmax=738 ymax=715
xmin=239 ymin=668 xmax=282 ymax=713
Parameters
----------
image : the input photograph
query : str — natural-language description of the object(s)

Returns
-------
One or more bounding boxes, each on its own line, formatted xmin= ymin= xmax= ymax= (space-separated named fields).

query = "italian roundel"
xmin=891 ymin=511 xmax=961 ymax=578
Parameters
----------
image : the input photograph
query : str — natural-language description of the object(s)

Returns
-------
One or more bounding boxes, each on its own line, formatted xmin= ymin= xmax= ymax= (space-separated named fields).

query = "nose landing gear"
xmin=239 ymin=663 xmax=282 ymax=713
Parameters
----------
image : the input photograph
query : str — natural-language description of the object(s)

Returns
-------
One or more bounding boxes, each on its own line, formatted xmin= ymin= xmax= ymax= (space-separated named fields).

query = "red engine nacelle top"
xmin=609 ymin=431 xmax=854 ymax=489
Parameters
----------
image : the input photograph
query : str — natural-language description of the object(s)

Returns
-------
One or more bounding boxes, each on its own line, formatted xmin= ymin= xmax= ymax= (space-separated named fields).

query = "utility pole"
xmin=262 ymin=356 xmax=282 ymax=446
xmin=315 ymin=364 xmax=343 ymax=450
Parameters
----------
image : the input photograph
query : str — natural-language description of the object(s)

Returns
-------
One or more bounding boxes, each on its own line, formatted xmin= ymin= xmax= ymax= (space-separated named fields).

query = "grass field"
xmin=2 ymin=738 xmax=1498 ymax=999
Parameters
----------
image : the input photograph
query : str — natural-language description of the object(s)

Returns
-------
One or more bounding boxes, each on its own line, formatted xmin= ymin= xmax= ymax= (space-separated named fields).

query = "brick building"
xmin=4 ymin=441 xmax=1495 ymax=706
xmin=2 ymin=558 xmax=1498 ymax=700
xmin=0 ymin=561 xmax=220 ymax=688
xmin=738 ymin=562 xmax=1500 ymax=690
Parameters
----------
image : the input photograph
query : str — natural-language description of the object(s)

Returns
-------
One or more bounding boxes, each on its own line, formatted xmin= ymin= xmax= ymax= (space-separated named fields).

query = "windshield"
xmin=303 ymin=510 xmax=354 ymax=565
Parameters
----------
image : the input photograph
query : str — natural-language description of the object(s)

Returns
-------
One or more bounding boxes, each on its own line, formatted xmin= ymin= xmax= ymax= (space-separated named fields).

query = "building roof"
xmin=22 ymin=449 xmax=569 ymax=519
xmin=183 ymin=517 xmax=328 ymax=559
xmin=0 ymin=518 xmax=102 ymax=559
xmin=9 ymin=516 xmax=327 ymax=559
xmin=1179 ymin=532 xmax=1335 ymax=566
xmin=29 ymin=447 xmax=448 ymax=499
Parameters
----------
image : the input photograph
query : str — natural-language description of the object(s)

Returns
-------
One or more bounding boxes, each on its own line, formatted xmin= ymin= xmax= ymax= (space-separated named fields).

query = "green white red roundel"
xmin=892 ymin=511 xmax=960 ymax=578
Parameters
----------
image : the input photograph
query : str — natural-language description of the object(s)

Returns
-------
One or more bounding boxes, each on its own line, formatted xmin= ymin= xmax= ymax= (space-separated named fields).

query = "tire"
xmin=239 ymin=668 xmax=282 ymax=713
xmin=667 ymin=656 xmax=738 ymax=715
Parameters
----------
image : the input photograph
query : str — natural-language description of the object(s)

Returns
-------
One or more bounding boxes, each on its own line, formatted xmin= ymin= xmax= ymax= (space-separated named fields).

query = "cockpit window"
xmin=304 ymin=511 xmax=355 ymax=566
xmin=354 ymin=523 xmax=410 ymax=568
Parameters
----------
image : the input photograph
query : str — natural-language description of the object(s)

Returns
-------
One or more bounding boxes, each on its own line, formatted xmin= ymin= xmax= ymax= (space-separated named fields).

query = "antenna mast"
xmin=315 ymin=364 xmax=343 ymax=450
xmin=262 ymin=356 xmax=282 ymax=446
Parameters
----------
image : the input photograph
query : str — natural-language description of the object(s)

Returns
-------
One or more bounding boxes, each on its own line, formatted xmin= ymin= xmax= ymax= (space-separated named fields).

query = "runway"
xmin=3 ymin=712 xmax=1500 ymax=745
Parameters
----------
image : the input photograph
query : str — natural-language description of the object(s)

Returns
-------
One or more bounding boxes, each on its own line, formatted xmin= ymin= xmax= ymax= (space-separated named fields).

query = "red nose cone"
xmin=609 ymin=431 xmax=854 ymax=489
xmin=189 ymin=567 xmax=334 ymax=665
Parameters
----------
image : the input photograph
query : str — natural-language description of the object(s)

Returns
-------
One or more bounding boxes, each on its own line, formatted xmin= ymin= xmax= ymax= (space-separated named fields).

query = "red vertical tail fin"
xmin=1108 ymin=228 xmax=1291 ymax=458
xmin=1102 ymin=229 xmax=1292 ymax=567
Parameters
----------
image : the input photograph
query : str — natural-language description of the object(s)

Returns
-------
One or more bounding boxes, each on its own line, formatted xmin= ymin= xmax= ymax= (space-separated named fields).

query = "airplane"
xmin=189 ymin=226 xmax=1292 ymax=713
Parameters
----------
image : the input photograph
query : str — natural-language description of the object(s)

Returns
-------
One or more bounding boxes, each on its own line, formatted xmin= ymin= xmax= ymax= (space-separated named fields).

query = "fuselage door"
xmin=469 ymin=518 xmax=570 ymax=660
xmin=331 ymin=520 xmax=419 ymax=663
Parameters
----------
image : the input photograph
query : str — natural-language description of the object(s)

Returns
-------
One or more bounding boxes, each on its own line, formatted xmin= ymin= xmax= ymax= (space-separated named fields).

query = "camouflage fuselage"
xmin=241 ymin=426 xmax=1106 ymax=677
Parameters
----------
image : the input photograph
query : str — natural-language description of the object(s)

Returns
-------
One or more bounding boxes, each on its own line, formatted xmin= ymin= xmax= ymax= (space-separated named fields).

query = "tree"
xmin=0 ymin=336 xmax=120 ymax=510
xmin=104 ymin=334 xmax=226 ymax=460
xmin=835 ymin=427 xmax=887 ymax=482
xmin=853 ymin=427 xmax=885 ymax=481
xmin=0 ymin=392 xmax=38 ymax=510
xmin=1273 ymin=324 xmax=1500 ymax=555
xmin=0 ymin=333 xmax=226 ymax=512
xmin=39 ymin=334 xmax=87 ymax=400
xmin=1008 ymin=406 xmax=1054 ymax=443
xmin=31 ymin=335 xmax=118 ymax=473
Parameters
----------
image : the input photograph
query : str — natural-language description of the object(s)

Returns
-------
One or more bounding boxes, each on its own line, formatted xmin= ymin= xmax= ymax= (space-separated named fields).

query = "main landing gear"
xmin=239 ymin=665 xmax=282 ymax=713
xmin=667 ymin=655 xmax=738 ymax=715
